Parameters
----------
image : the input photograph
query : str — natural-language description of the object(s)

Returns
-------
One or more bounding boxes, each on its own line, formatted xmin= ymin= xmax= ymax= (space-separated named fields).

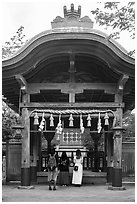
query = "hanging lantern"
xmin=104 ymin=112 xmax=109 ymax=126
xmin=69 ymin=114 xmax=74 ymax=127
xmin=34 ymin=112 xmax=39 ymax=125
xmin=87 ymin=114 xmax=91 ymax=127
xmin=38 ymin=112 xmax=45 ymax=132
xmin=80 ymin=114 xmax=84 ymax=134
xmin=97 ymin=112 xmax=102 ymax=133
xmin=50 ymin=114 xmax=54 ymax=127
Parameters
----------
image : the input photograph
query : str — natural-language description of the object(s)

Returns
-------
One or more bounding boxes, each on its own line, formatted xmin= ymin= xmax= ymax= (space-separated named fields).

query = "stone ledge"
xmin=17 ymin=185 xmax=35 ymax=190
xmin=108 ymin=186 xmax=126 ymax=190
xmin=37 ymin=171 xmax=106 ymax=177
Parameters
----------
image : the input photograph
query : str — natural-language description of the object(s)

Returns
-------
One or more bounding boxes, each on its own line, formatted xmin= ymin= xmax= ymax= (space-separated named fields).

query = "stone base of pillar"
xmin=106 ymin=166 xmax=113 ymax=183
xmin=18 ymin=185 xmax=35 ymax=189
xmin=112 ymin=168 xmax=122 ymax=187
xmin=108 ymin=186 xmax=126 ymax=190
xmin=21 ymin=168 xmax=30 ymax=186
xmin=30 ymin=166 xmax=37 ymax=184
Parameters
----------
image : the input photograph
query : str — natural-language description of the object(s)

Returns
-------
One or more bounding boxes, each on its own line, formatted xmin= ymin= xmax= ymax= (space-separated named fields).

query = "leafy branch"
xmin=2 ymin=26 xmax=27 ymax=59
xmin=91 ymin=2 xmax=135 ymax=56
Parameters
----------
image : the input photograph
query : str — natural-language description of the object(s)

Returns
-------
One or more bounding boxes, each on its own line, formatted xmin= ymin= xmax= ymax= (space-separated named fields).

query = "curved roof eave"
xmin=2 ymin=27 xmax=135 ymax=66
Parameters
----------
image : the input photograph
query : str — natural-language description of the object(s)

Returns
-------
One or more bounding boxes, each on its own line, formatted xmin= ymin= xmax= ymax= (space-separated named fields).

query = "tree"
xmin=2 ymin=27 xmax=27 ymax=140
xmin=91 ymin=2 xmax=135 ymax=140
xmin=2 ymin=98 xmax=20 ymax=141
xmin=2 ymin=26 xmax=27 ymax=59
xmin=91 ymin=2 xmax=135 ymax=56
xmin=122 ymin=110 xmax=135 ymax=142
xmin=82 ymin=129 xmax=94 ymax=151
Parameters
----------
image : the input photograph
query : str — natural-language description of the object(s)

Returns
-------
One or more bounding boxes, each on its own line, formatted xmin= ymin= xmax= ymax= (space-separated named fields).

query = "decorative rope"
xmin=29 ymin=109 xmax=115 ymax=118
xmin=97 ymin=112 xmax=102 ymax=133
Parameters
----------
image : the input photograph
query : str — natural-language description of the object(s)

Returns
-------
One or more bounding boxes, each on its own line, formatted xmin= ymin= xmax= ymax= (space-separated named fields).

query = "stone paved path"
xmin=2 ymin=183 xmax=135 ymax=202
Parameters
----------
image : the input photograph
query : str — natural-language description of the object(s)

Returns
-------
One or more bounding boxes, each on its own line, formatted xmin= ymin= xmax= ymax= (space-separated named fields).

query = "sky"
xmin=1 ymin=0 xmax=135 ymax=53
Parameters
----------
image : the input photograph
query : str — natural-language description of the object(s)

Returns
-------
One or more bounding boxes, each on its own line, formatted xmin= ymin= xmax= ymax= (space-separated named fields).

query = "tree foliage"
xmin=2 ymin=26 xmax=27 ymax=59
xmin=2 ymin=99 xmax=20 ymax=141
xmin=122 ymin=110 xmax=135 ymax=142
xmin=2 ymin=26 xmax=27 ymax=140
xmin=82 ymin=129 xmax=94 ymax=151
xmin=91 ymin=2 xmax=135 ymax=56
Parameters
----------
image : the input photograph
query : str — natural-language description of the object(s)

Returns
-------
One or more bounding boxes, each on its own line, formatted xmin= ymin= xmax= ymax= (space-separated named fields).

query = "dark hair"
xmin=76 ymin=149 xmax=81 ymax=157
xmin=61 ymin=151 xmax=67 ymax=159
xmin=49 ymin=148 xmax=55 ymax=156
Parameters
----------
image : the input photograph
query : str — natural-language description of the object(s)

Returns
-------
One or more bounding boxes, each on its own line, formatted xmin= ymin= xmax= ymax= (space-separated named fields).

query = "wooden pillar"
xmin=21 ymin=108 xmax=31 ymax=186
xmin=113 ymin=91 xmax=123 ymax=187
xmin=108 ymin=87 xmax=125 ymax=190
xmin=106 ymin=132 xmax=113 ymax=183
xmin=6 ymin=138 xmax=9 ymax=183
xmin=30 ymin=131 xmax=38 ymax=184
xmin=111 ymin=125 xmax=123 ymax=188
xmin=69 ymin=93 xmax=75 ymax=103
xmin=38 ymin=133 xmax=42 ymax=171
xmin=15 ymin=74 xmax=33 ymax=186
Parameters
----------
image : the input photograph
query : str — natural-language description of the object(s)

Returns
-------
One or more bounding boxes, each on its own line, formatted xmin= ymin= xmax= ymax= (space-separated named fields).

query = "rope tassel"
xmin=50 ymin=114 xmax=54 ymax=127
xmin=38 ymin=113 xmax=45 ymax=132
xmin=69 ymin=114 xmax=74 ymax=127
xmin=80 ymin=114 xmax=84 ymax=134
xmin=97 ymin=112 xmax=102 ymax=133
xmin=104 ymin=112 xmax=109 ymax=126
xmin=87 ymin=114 xmax=91 ymax=127
xmin=56 ymin=114 xmax=63 ymax=134
xmin=34 ymin=112 xmax=39 ymax=125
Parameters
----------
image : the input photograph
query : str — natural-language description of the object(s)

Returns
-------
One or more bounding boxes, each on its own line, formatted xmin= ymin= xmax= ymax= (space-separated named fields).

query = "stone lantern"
xmin=108 ymin=126 xmax=126 ymax=190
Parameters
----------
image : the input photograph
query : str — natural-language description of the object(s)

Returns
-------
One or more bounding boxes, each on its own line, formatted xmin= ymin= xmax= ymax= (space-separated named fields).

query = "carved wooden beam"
xmin=20 ymin=102 xmax=124 ymax=108
xmin=15 ymin=74 xmax=28 ymax=94
xmin=27 ymin=83 xmax=117 ymax=94
xmin=118 ymin=74 xmax=129 ymax=90
xmin=115 ymin=74 xmax=129 ymax=103
xmin=69 ymin=53 xmax=76 ymax=83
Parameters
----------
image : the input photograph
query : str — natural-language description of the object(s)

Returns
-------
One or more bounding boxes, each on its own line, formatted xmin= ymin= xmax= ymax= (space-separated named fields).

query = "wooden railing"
xmin=41 ymin=151 xmax=105 ymax=172
xmin=41 ymin=146 xmax=135 ymax=176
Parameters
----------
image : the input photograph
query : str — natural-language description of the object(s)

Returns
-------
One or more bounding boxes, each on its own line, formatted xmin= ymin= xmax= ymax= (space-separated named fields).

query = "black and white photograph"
xmin=2 ymin=0 xmax=135 ymax=202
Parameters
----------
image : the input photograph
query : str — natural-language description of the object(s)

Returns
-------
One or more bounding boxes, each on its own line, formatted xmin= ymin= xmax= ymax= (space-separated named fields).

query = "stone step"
xmin=37 ymin=171 xmax=107 ymax=185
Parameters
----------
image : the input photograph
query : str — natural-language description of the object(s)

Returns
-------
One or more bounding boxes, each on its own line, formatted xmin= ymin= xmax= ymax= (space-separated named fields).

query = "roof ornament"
xmin=63 ymin=3 xmax=81 ymax=19
xmin=51 ymin=3 xmax=93 ymax=29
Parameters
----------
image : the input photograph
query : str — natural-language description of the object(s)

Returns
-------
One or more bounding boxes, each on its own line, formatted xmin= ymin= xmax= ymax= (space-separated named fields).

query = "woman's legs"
xmin=49 ymin=181 xmax=52 ymax=190
xmin=53 ymin=180 xmax=56 ymax=190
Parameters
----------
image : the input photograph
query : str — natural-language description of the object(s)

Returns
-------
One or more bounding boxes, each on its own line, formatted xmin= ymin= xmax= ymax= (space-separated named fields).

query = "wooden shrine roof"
xmin=2 ymin=28 xmax=135 ymax=112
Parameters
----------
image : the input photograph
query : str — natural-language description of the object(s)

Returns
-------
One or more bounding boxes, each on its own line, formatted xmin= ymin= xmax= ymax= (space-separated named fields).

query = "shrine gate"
xmin=2 ymin=4 xmax=135 ymax=189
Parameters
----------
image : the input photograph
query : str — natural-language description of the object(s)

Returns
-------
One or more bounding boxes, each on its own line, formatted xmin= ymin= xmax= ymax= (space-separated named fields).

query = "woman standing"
xmin=59 ymin=151 xmax=69 ymax=186
xmin=72 ymin=149 xmax=83 ymax=186
xmin=47 ymin=148 xmax=58 ymax=190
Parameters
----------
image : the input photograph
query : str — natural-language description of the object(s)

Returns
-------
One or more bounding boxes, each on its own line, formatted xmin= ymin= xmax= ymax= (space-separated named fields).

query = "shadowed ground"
xmin=2 ymin=183 xmax=135 ymax=202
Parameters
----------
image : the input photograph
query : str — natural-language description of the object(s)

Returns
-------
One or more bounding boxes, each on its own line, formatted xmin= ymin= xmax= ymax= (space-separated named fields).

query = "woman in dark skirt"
xmin=59 ymin=151 xmax=69 ymax=186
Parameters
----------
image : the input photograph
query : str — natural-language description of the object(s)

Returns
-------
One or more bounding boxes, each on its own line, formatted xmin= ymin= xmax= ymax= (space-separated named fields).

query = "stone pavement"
xmin=2 ymin=183 xmax=135 ymax=202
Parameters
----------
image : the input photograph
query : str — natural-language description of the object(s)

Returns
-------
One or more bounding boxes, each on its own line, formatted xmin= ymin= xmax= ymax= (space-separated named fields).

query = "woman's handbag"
xmin=74 ymin=165 xmax=78 ymax=171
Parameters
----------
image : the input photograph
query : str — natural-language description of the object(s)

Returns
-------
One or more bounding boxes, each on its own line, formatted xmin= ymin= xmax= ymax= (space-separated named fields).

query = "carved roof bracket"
xmin=15 ymin=74 xmax=28 ymax=94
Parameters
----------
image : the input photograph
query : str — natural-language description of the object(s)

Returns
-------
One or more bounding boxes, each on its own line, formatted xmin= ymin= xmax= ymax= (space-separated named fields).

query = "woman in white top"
xmin=72 ymin=149 xmax=83 ymax=186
